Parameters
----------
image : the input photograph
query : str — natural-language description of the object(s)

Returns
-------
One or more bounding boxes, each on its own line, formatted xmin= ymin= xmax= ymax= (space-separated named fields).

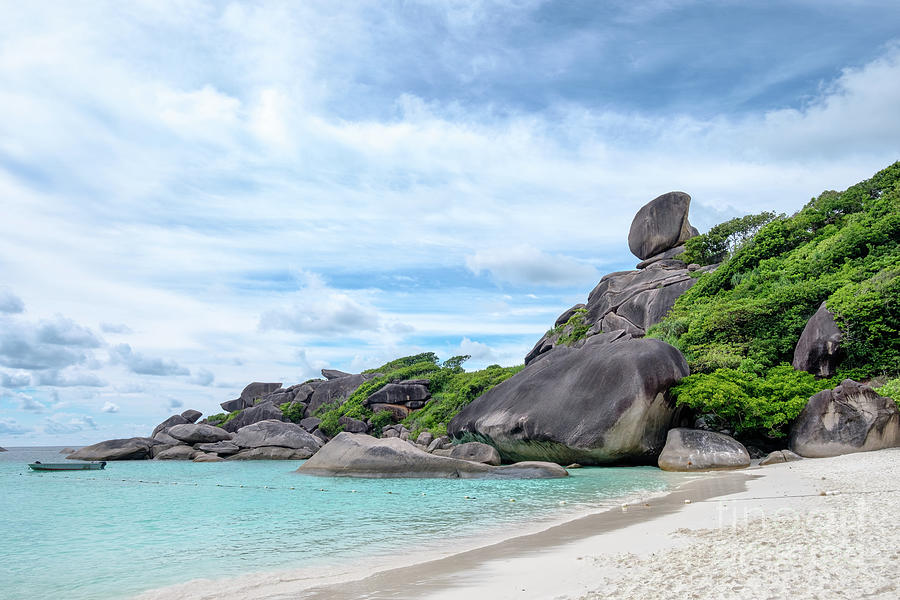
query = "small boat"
xmin=28 ymin=461 xmax=107 ymax=471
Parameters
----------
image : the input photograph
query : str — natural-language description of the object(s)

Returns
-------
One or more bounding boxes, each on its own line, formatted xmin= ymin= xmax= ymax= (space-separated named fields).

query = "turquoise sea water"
xmin=0 ymin=447 xmax=685 ymax=600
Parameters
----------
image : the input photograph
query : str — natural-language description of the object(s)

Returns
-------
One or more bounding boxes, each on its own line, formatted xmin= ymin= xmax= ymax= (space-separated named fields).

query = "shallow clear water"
xmin=0 ymin=447 xmax=684 ymax=600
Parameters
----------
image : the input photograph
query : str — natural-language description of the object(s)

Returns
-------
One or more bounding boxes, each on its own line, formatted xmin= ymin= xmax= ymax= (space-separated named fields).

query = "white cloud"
xmin=189 ymin=368 xmax=215 ymax=386
xmin=109 ymin=344 xmax=190 ymax=376
xmin=0 ymin=287 xmax=25 ymax=313
xmin=101 ymin=401 xmax=119 ymax=413
xmin=259 ymin=272 xmax=384 ymax=335
xmin=0 ymin=417 xmax=31 ymax=435
xmin=0 ymin=371 xmax=31 ymax=387
xmin=466 ymin=245 xmax=599 ymax=286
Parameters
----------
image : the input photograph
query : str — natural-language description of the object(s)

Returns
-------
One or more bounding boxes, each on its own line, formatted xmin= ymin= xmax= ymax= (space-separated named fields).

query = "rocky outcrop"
xmin=657 ymin=428 xmax=750 ymax=471
xmin=180 ymin=409 xmax=202 ymax=424
xmin=792 ymin=302 xmax=843 ymax=378
xmin=0 ymin=446 xmax=6 ymax=452
xmin=450 ymin=336 xmax=689 ymax=465
xmin=167 ymin=424 xmax=233 ymax=444
xmin=152 ymin=431 xmax=181 ymax=445
xmin=151 ymin=414 xmax=188 ymax=438
xmin=229 ymin=447 xmax=315 ymax=460
xmin=153 ymin=445 xmax=199 ymax=460
xmin=232 ymin=420 xmax=322 ymax=452
xmin=449 ymin=441 xmax=501 ymax=465
xmin=759 ymin=449 xmax=803 ymax=466
xmin=221 ymin=401 xmax=286 ymax=433
xmin=789 ymin=380 xmax=900 ymax=458
xmin=307 ymin=373 xmax=373 ymax=413
xmin=628 ymin=191 xmax=698 ymax=260
xmin=322 ymin=369 xmax=351 ymax=380
xmin=195 ymin=441 xmax=240 ymax=455
xmin=67 ymin=437 xmax=157 ymax=461
xmin=220 ymin=381 xmax=283 ymax=412
xmin=296 ymin=433 xmax=568 ymax=479
xmin=193 ymin=452 xmax=224 ymax=462
xmin=364 ymin=380 xmax=431 ymax=420
xmin=300 ymin=417 xmax=322 ymax=432
xmin=338 ymin=416 xmax=369 ymax=434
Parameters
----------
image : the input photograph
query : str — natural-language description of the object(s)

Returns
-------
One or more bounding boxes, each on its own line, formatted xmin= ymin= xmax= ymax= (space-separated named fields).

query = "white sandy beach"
xmin=136 ymin=448 xmax=900 ymax=600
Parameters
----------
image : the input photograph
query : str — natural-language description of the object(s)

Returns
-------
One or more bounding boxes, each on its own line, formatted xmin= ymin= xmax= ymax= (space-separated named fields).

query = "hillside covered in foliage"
xmin=648 ymin=162 xmax=900 ymax=441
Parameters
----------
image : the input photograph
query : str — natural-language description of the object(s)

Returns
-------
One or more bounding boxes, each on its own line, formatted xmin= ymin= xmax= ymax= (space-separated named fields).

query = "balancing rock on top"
xmin=628 ymin=191 xmax=699 ymax=260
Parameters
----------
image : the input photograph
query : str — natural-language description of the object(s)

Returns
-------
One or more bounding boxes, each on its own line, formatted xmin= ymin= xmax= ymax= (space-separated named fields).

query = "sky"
xmin=1 ymin=0 xmax=899 ymax=445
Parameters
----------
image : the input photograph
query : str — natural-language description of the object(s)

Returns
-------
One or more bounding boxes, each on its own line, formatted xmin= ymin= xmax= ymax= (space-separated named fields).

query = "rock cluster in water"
xmin=68 ymin=191 xmax=900 ymax=473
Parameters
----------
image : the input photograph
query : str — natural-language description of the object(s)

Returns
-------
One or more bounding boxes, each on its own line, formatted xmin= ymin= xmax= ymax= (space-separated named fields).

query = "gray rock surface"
xmin=193 ymin=452 xmax=224 ymax=462
xmin=307 ymin=374 xmax=371 ymax=413
xmin=167 ymin=424 xmax=233 ymax=444
xmin=67 ymin=437 xmax=157 ymax=461
xmin=416 ymin=432 xmax=434 ymax=447
xmin=152 ymin=431 xmax=181 ymax=445
xmin=229 ymin=446 xmax=314 ymax=460
xmin=554 ymin=304 xmax=587 ymax=327
xmin=153 ymin=445 xmax=199 ymax=460
xmin=449 ymin=441 xmax=501 ymax=465
xmin=220 ymin=382 xmax=283 ymax=412
xmin=221 ymin=401 xmax=286 ymax=433
xmin=759 ymin=450 xmax=803 ymax=466
xmin=151 ymin=414 xmax=188 ymax=438
xmin=450 ymin=337 xmax=689 ymax=465
xmin=635 ymin=245 xmax=686 ymax=269
xmin=789 ymin=380 xmax=900 ymax=458
xmin=322 ymin=369 xmax=351 ymax=380
xmin=792 ymin=302 xmax=843 ymax=378
xmin=338 ymin=416 xmax=369 ymax=434
xmin=657 ymin=428 xmax=751 ymax=471
xmin=180 ymin=409 xmax=202 ymax=423
xmin=296 ymin=433 xmax=568 ymax=479
xmin=627 ymin=191 xmax=698 ymax=260
xmin=195 ymin=441 xmax=240 ymax=455
xmin=300 ymin=417 xmax=322 ymax=432
xmin=232 ymin=420 xmax=322 ymax=452
xmin=364 ymin=382 xmax=430 ymax=407
xmin=0 ymin=447 xmax=6 ymax=452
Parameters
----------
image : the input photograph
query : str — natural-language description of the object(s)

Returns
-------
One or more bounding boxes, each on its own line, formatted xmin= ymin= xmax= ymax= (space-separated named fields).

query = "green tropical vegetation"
xmin=545 ymin=307 xmax=591 ymax=346
xmin=315 ymin=353 xmax=523 ymax=438
xmin=651 ymin=162 xmax=900 ymax=440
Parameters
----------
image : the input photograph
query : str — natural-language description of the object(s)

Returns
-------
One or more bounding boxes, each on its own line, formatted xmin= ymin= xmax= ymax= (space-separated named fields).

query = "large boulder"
xmin=220 ymin=381 xmax=283 ymax=412
xmin=67 ymin=437 xmax=156 ymax=461
xmin=657 ymin=428 xmax=751 ymax=471
xmin=792 ymin=302 xmax=843 ymax=378
xmin=296 ymin=433 xmax=568 ymax=479
xmin=307 ymin=374 xmax=371 ymax=413
xmin=789 ymin=380 xmax=900 ymax=458
xmin=151 ymin=414 xmax=188 ymax=438
xmin=449 ymin=337 xmax=689 ymax=465
xmin=195 ymin=441 xmax=240 ymax=455
xmin=299 ymin=417 xmax=322 ymax=432
xmin=449 ymin=441 xmax=501 ymax=465
xmin=338 ymin=416 xmax=369 ymax=434
xmin=221 ymin=401 xmax=286 ymax=433
xmin=193 ymin=452 xmax=224 ymax=462
xmin=229 ymin=446 xmax=315 ymax=460
xmin=152 ymin=431 xmax=181 ymax=445
xmin=153 ymin=445 xmax=199 ymax=460
xmin=759 ymin=449 xmax=803 ymax=466
xmin=321 ymin=369 xmax=351 ymax=380
xmin=364 ymin=382 xmax=430 ymax=407
xmin=627 ymin=191 xmax=698 ymax=260
xmin=167 ymin=424 xmax=232 ymax=444
xmin=180 ymin=409 xmax=202 ymax=424
xmin=232 ymin=420 xmax=322 ymax=452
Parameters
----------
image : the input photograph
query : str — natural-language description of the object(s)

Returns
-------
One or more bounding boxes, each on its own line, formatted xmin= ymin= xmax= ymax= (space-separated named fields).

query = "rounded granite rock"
xmin=627 ymin=191 xmax=698 ymax=260
xmin=657 ymin=428 xmax=750 ymax=471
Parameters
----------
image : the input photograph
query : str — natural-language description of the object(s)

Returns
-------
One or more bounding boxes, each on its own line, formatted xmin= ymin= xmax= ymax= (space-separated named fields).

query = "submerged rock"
xmin=449 ymin=442 xmax=501 ymax=466
xmin=153 ymin=445 xmax=199 ymax=460
xmin=792 ymin=302 xmax=843 ymax=378
xmin=229 ymin=446 xmax=315 ymax=460
xmin=657 ymin=428 xmax=750 ymax=471
xmin=67 ymin=437 xmax=156 ymax=461
xmin=193 ymin=452 xmax=224 ymax=462
xmin=449 ymin=337 xmax=689 ymax=465
xmin=789 ymin=380 xmax=900 ymax=458
xmin=296 ymin=433 xmax=568 ymax=479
